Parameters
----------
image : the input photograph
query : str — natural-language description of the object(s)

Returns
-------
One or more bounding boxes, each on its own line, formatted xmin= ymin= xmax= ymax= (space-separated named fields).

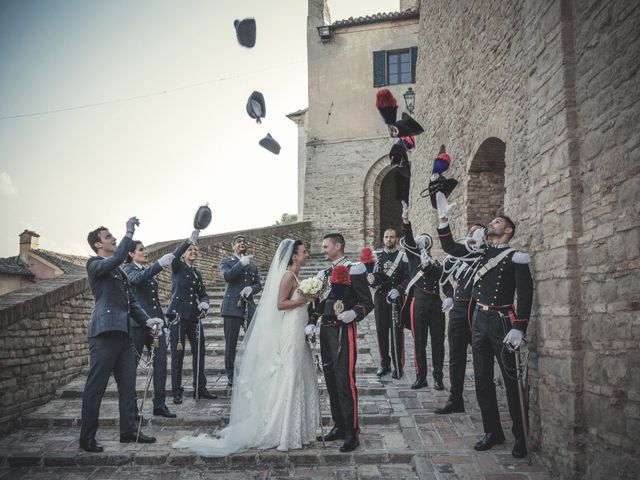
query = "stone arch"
xmin=466 ymin=137 xmax=506 ymax=226
xmin=363 ymin=155 xmax=395 ymax=247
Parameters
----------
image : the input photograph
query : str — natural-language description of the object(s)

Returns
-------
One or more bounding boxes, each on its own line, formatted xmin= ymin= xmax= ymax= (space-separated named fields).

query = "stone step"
xmin=80 ymin=365 xmax=381 ymax=377
xmin=58 ymin=377 xmax=388 ymax=399
xmin=0 ymin=426 xmax=417 ymax=469
xmin=133 ymin=344 xmax=372 ymax=357
xmin=21 ymin=399 xmax=398 ymax=429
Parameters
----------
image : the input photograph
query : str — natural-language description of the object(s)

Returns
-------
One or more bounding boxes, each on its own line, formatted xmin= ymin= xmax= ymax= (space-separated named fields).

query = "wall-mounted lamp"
xmin=403 ymin=87 xmax=416 ymax=115
xmin=317 ymin=25 xmax=331 ymax=42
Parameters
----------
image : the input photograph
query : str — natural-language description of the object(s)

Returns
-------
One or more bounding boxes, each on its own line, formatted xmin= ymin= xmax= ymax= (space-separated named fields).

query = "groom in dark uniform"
xmin=306 ymin=233 xmax=374 ymax=453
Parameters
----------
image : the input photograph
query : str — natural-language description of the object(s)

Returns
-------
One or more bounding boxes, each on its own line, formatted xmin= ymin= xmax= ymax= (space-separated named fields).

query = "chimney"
xmin=400 ymin=0 xmax=419 ymax=11
xmin=19 ymin=230 xmax=40 ymax=263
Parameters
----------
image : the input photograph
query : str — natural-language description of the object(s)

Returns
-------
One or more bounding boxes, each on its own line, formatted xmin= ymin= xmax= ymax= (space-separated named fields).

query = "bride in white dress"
xmin=173 ymin=239 xmax=319 ymax=456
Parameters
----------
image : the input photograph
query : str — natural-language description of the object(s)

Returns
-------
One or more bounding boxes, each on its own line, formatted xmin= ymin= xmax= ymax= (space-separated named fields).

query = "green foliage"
xmin=273 ymin=213 xmax=298 ymax=226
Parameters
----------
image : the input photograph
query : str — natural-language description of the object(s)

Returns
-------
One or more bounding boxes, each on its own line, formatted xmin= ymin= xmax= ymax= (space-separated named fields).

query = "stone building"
xmin=291 ymin=0 xmax=420 ymax=250
xmin=295 ymin=0 xmax=639 ymax=478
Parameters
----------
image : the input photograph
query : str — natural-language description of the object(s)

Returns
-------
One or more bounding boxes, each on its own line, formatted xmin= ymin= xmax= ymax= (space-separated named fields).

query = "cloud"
xmin=0 ymin=171 xmax=17 ymax=196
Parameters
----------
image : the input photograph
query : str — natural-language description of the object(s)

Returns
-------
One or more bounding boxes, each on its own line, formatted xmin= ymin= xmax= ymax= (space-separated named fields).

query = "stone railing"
xmin=0 ymin=222 xmax=312 ymax=435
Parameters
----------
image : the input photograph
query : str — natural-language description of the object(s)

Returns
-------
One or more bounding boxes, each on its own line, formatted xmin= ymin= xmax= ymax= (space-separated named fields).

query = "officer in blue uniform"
xmin=79 ymin=217 xmax=158 ymax=452
xmin=122 ymin=230 xmax=198 ymax=418
xmin=167 ymin=241 xmax=216 ymax=404
xmin=219 ymin=235 xmax=262 ymax=387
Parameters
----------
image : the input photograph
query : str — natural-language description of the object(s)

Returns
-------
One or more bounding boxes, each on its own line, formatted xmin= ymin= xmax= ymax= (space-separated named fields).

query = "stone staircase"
xmin=0 ymin=253 xmax=552 ymax=479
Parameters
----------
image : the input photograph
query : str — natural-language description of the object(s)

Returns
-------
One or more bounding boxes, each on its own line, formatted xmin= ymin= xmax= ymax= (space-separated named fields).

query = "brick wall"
xmin=412 ymin=0 xmax=640 ymax=478
xmin=0 ymin=222 xmax=312 ymax=435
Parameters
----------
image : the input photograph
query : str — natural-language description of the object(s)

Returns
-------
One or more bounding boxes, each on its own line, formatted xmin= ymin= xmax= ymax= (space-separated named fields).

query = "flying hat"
xmin=390 ymin=112 xmax=424 ymax=137
xmin=234 ymin=18 xmax=256 ymax=48
xmin=193 ymin=204 xmax=212 ymax=230
xmin=246 ymin=91 xmax=266 ymax=123
xmin=376 ymin=89 xmax=398 ymax=126
xmin=259 ymin=133 xmax=281 ymax=155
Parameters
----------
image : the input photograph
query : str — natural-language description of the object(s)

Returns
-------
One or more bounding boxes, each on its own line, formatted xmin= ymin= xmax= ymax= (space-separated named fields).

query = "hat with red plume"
xmin=376 ymin=89 xmax=398 ymax=125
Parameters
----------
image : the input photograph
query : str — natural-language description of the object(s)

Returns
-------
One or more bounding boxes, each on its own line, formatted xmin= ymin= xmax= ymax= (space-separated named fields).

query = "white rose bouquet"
xmin=297 ymin=276 xmax=324 ymax=298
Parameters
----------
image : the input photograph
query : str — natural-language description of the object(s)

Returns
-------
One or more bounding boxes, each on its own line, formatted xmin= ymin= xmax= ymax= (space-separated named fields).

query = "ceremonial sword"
xmin=307 ymin=332 xmax=326 ymax=448
xmin=136 ymin=324 xmax=160 ymax=442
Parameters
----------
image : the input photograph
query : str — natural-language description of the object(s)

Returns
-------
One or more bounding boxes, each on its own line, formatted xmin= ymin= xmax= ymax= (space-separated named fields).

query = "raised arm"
xmin=436 ymin=223 xmax=471 ymax=258
xmin=87 ymin=235 xmax=134 ymax=278
xmin=220 ymin=258 xmax=245 ymax=282
xmin=123 ymin=262 xmax=162 ymax=285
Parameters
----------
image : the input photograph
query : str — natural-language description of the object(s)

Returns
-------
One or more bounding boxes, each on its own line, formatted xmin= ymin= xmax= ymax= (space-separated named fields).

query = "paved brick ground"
xmin=0 ymin=257 xmax=552 ymax=479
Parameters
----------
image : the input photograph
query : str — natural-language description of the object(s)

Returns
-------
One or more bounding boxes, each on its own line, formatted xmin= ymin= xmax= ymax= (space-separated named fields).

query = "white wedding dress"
xmin=173 ymin=239 xmax=319 ymax=456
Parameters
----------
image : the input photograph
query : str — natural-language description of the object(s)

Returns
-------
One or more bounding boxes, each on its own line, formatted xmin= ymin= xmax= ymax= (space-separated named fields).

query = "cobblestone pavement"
xmin=0 ymin=258 xmax=552 ymax=479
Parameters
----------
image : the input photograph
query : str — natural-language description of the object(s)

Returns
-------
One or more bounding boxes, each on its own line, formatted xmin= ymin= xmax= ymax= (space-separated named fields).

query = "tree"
xmin=273 ymin=213 xmax=298 ymax=225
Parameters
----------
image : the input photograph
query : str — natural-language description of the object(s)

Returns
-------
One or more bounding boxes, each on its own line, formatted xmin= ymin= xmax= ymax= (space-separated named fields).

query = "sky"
xmin=0 ymin=0 xmax=399 ymax=257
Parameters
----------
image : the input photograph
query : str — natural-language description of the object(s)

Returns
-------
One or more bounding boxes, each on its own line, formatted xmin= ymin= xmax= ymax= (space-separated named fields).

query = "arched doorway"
xmin=378 ymin=170 xmax=403 ymax=247
xmin=466 ymin=138 xmax=506 ymax=226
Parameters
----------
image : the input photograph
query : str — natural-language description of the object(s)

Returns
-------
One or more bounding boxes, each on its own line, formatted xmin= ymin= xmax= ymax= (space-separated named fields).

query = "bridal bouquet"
xmin=297 ymin=276 xmax=324 ymax=298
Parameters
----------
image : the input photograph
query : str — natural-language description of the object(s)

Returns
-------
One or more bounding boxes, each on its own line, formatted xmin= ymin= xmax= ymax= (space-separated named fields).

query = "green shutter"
xmin=410 ymin=46 xmax=418 ymax=83
xmin=373 ymin=50 xmax=386 ymax=87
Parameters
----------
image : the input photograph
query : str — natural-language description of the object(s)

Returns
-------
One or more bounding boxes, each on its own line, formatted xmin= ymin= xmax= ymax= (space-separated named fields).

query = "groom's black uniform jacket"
xmin=307 ymin=257 xmax=374 ymax=439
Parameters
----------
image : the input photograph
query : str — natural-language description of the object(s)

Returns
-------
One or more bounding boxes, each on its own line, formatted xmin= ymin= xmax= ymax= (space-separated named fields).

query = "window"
xmin=373 ymin=47 xmax=417 ymax=87
xmin=387 ymin=50 xmax=411 ymax=85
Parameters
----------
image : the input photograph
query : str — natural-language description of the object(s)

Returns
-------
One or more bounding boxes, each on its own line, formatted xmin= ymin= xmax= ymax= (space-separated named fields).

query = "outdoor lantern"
xmin=403 ymin=87 xmax=416 ymax=115
xmin=317 ymin=25 xmax=331 ymax=42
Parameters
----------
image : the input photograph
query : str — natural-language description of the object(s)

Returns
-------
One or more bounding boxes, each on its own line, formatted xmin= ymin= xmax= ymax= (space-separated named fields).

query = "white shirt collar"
xmin=332 ymin=256 xmax=346 ymax=266
xmin=493 ymin=243 xmax=511 ymax=249
xmin=134 ymin=262 xmax=145 ymax=269
xmin=383 ymin=247 xmax=398 ymax=254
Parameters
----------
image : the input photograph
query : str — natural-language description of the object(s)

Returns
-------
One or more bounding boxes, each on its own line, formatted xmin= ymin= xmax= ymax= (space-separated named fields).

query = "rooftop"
xmin=0 ymin=257 xmax=34 ymax=277
xmin=330 ymin=8 xmax=419 ymax=29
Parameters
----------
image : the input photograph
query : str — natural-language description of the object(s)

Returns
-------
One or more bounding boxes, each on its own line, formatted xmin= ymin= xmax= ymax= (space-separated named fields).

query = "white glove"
xmin=126 ymin=216 xmax=140 ymax=235
xmin=197 ymin=301 xmax=209 ymax=311
xmin=239 ymin=255 xmax=252 ymax=266
xmin=503 ymin=329 xmax=524 ymax=348
xmin=442 ymin=297 xmax=454 ymax=312
xmin=387 ymin=289 xmax=400 ymax=301
xmin=189 ymin=229 xmax=200 ymax=244
xmin=304 ymin=324 xmax=316 ymax=337
xmin=471 ymin=227 xmax=486 ymax=245
xmin=401 ymin=201 xmax=409 ymax=221
xmin=162 ymin=327 xmax=170 ymax=338
xmin=240 ymin=286 xmax=253 ymax=298
xmin=157 ymin=253 xmax=174 ymax=268
xmin=146 ymin=317 xmax=163 ymax=328
xmin=338 ymin=310 xmax=357 ymax=324
xmin=436 ymin=192 xmax=457 ymax=220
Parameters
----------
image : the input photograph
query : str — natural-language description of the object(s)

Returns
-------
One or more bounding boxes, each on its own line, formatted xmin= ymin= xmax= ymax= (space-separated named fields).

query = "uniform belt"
xmin=415 ymin=287 xmax=438 ymax=296
xmin=321 ymin=317 xmax=342 ymax=327
xmin=476 ymin=303 xmax=512 ymax=311
xmin=455 ymin=298 xmax=471 ymax=303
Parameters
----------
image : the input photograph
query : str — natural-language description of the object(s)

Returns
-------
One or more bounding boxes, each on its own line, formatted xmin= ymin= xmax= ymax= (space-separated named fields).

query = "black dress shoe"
xmin=411 ymin=376 xmax=428 ymax=390
xmin=120 ymin=432 xmax=156 ymax=443
xmin=474 ymin=432 xmax=506 ymax=451
xmin=434 ymin=399 xmax=465 ymax=414
xmin=153 ymin=405 xmax=177 ymax=418
xmin=317 ymin=426 xmax=345 ymax=442
xmin=512 ymin=438 xmax=528 ymax=458
xmin=339 ymin=436 xmax=360 ymax=452
xmin=173 ymin=392 xmax=183 ymax=405
xmin=434 ymin=379 xmax=445 ymax=391
xmin=79 ymin=438 xmax=103 ymax=453
xmin=376 ymin=366 xmax=391 ymax=377
xmin=391 ymin=368 xmax=403 ymax=379
xmin=193 ymin=389 xmax=217 ymax=400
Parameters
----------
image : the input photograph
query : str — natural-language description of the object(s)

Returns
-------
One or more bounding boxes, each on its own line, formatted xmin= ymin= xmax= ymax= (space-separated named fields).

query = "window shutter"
xmin=373 ymin=50 xmax=386 ymax=87
xmin=410 ymin=46 xmax=418 ymax=83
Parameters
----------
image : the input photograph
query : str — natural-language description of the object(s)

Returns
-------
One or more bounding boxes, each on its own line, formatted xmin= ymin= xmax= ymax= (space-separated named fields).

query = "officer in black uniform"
xmin=400 ymin=204 xmax=453 ymax=390
xmin=437 ymin=205 xmax=533 ymax=459
xmin=370 ymin=228 xmax=409 ymax=379
xmin=434 ymin=223 xmax=486 ymax=414
xmin=79 ymin=217 xmax=157 ymax=452
xmin=167 ymin=243 xmax=216 ymax=404
xmin=122 ymin=231 xmax=198 ymax=418
xmin=306 ymin=233 xmax=374 ymax=453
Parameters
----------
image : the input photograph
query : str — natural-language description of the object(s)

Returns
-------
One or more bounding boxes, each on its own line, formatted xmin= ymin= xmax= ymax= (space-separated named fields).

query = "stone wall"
xmin=411 ymin=0 xmax=640 ymax=478
xmin=0 ymin=222 xmax=313 ymax=435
